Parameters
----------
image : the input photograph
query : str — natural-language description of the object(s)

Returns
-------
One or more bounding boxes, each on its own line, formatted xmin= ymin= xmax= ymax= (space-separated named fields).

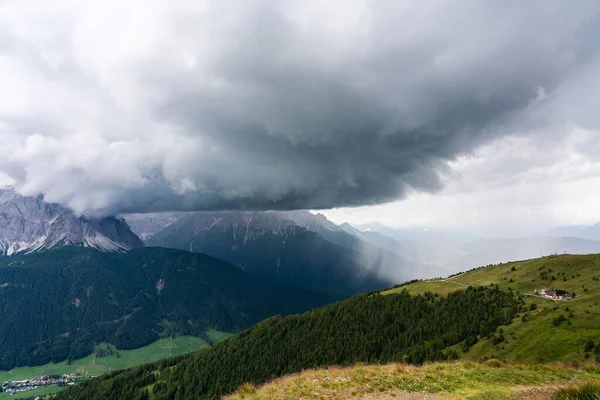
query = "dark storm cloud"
xmin=0 ymin=0 xmax=599 ymax=215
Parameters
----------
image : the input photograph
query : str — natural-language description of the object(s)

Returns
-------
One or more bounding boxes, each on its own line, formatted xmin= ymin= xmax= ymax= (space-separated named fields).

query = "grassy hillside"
xmin=383 ymin=254 xmax=600 ymax=363
xmin=226 ymin=361 xmax=600 ymax=400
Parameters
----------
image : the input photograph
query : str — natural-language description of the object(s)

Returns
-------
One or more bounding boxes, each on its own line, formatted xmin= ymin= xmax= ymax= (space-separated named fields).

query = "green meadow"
xmin=0 ymin=330 xmax=232 ymax=399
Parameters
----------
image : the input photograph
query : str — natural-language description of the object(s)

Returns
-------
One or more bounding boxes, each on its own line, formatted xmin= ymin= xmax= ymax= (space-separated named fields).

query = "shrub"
xmin=236 ymin=383 xmax=257 ymax=398
xmin=483 ymin=359 xmax=504 ymax=368
xmin=585 ymin=341 xmax=595 ymax=352
xmin=492 ymin=334 xmax=505 ymax=345
xmin=552 ymin=315 xmax=566 ymax=327
xmin=446 ymin=349 xmax=459 ymax=360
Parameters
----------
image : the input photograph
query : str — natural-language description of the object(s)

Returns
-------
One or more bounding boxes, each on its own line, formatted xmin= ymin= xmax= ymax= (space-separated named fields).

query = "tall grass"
xmin=554 ymin=383 xmax=600 ymax=400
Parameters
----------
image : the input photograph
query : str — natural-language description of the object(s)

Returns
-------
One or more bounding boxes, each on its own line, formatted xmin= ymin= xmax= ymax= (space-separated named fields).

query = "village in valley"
xmin=1 ymin=373 xmax=85 ymax=396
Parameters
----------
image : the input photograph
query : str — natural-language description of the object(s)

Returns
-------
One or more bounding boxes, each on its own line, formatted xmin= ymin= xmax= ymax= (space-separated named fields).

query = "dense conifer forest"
xmin=56 ymin=286 xmax=519 ymax=400
xmin=0 ymin=247 xmax=335 ymax=370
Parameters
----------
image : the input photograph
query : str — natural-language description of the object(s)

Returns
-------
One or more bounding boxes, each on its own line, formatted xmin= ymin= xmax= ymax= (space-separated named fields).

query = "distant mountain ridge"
xmin=124 ymin=211 xmax=415 ymax=295
xmin=538 ymin=223 xmax=600 ymax=242
xmin=355 ymin=222 xmax=600 ymax=274
xmin=0 ymin=189 xmax=143 ymax=255
xmin=123 ymin=212 xmax=184 ymax=241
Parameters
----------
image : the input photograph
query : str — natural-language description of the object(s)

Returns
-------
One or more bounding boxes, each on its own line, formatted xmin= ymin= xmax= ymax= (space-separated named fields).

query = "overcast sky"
xmin=1 ymin=0 xmax=599 ymax=227
xmin=323 ymin=132 xmax=600 ymax=228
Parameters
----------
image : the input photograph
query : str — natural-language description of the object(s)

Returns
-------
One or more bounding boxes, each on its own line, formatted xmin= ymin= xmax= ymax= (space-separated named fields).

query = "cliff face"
xmin=0 ymin=189 xmax=143 ymax=255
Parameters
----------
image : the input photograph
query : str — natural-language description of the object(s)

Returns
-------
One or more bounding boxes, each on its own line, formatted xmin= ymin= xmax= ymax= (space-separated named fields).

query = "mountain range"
xmin=357 ymin=222 xmax=600 ymax=274
xmin=3 ymin=187 xmax=600 ymax=290
xmin=0 ymin=189 xmax=414 ymax=296
xmin=124 ymin=211 xmax=415 ymax=295
xmin=539 ymin=223 xmax=600 ymax=242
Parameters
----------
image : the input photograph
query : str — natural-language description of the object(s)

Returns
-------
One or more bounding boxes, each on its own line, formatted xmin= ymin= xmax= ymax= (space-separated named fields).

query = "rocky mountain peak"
xmin=0 ymin=189 xmax=143 ymax=255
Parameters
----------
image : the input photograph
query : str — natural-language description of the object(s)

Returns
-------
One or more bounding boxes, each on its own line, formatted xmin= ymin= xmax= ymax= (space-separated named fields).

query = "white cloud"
xmin=0 ymin=172 xmax=15 ymax=188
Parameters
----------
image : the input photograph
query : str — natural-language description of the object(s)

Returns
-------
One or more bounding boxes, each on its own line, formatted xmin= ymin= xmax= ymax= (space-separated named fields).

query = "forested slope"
xmin=0 ymin=247 xmax=335 ymax=370
xmin=55 ymin=286 xmax=519 ymax=400
xmin=143 ymin=212 xmax=396 ymax=296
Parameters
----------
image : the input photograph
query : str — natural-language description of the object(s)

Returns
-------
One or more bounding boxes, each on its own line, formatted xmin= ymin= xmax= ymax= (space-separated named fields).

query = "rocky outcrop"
xmin=0 ymin=189 xmax=143 ymax=255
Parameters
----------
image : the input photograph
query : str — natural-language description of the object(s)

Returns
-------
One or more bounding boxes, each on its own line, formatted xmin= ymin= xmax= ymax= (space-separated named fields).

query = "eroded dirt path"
xmin=349 ymin=391 xmax=449 ymax=399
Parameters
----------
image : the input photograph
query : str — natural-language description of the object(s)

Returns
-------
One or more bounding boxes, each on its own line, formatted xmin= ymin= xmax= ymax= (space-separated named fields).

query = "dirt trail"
xmin=358 ymin=386 xmax=564 ymax=399
xmin=164 ymin=337 xmax=174 ymax=357
xmin=351 ymin=391 xmax=448 ymax=399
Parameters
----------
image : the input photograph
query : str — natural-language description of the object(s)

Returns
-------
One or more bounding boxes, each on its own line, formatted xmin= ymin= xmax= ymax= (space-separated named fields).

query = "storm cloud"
xmin=0 ymin=0 xmax=599 ymax=215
